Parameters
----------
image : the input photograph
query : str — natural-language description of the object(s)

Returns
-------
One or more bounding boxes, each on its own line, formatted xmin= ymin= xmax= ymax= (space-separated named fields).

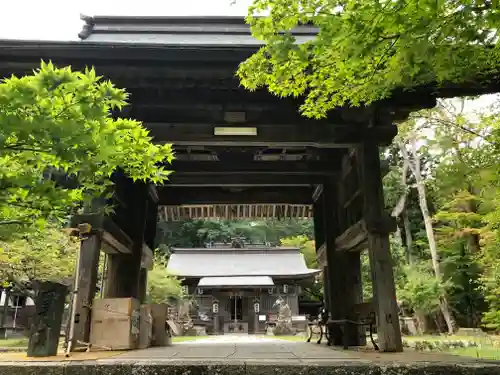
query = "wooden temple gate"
xmin=2 ymin=16 xmax=493 ymax=352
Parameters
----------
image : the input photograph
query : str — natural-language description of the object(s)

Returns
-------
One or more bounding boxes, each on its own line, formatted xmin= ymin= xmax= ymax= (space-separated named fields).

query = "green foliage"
xmin=0 ymin=226 xmax=78 ymax=290
xmin=239 ymin=0 xmax=500 ymax=118
xmin=0 ymin=62 xmax=173 ymax=233
xmin=398 ymin=263 xmax=447 ymax=315
xmin=280 ymin=235 xmax=323 ymax=300
xmin=156 ymin=218 xmax=313 ymax=252
xmin=280 ymin=235 xmax=317 ymax=268
xmin=389 ymin=97 xmax=500 ymax=330
xmin=146 ymin=255 xmax=183 ymax=304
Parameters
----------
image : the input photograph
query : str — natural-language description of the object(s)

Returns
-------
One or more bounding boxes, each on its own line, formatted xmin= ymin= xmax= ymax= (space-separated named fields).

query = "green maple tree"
xmin=238 ymin=0 xmax=500 ymax=118
xmin=0 ymin=62 xmax=174 ymax=233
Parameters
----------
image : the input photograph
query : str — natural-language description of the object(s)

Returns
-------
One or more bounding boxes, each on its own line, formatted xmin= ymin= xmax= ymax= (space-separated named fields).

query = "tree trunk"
xmin=399 ymin=139 xmax=456 ymax=334
xmin=391 ymin=156 xmax=412 ymax=263
xmin=402 ymin=209 xmax=413 ymax=264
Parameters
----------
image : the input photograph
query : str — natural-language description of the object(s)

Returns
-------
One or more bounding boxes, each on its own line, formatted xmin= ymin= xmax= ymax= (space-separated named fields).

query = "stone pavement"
xmin=1 ymin=335 xmax=500 ymax=375
xmin=112 ymin=334 xmax=499 ymax=366
xmin=116 ymin=334 xmax=358 ymax=364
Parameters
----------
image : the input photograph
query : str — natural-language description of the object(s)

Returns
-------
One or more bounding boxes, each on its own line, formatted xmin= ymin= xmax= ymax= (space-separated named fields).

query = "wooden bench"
xmin=326 ymin=302 xmax=379 ymax=350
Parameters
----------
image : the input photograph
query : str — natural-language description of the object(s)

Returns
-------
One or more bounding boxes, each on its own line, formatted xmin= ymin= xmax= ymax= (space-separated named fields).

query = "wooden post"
xmin=322 ymin=183 xmax=345 ymax=345
xmin=323 ymin=180 xmax=366 ymax=346
xmin=138 ymin=269 xmax=148 ymax=303
xmin=105 ymin=182 xmax=149 ymax=299
xmin=358 ymin=142 xmax=403 ymax=352
xmin=28 ymin=282 xmax=68 ymax=357
xmin=70 ymin=233 xmax=101 ymax=348
xmin=346 ymin=251 xmax=366 ymax=346
xmin=312 ymin=196 xmax=330 ymax=311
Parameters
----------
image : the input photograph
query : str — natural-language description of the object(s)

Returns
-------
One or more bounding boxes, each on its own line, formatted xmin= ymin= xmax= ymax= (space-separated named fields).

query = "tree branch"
xmin=0 ymin=220 xmax=27 ymax=226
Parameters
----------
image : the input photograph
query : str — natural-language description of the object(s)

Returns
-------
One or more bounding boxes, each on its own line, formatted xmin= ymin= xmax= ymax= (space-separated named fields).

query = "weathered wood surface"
xmin=335 ymin=220 xmax=368 ymax=252
xmin=69 ymin=214 xmax=133 ymax=254
xmin=359 ymin=141 xmax=403 ymax=352
xmin=105 ymin=183 xmax=148 ymax=299
xmin=70 ymin=234 xmax=101 ymax=349
xmin=27 ymin=282 xmax=68 ymax=357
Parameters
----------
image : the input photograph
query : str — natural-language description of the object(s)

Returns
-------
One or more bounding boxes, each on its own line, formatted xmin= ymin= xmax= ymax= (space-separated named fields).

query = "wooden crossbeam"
xmin=165 ymin=173 xmax=326 ymax=186
xmin=168 ymin=160 xmax=339 ymax=175
xmin=147 ymin=122 xmax=398 ymax=146
xmin=158 ymin=186 xmax=313 ymax=205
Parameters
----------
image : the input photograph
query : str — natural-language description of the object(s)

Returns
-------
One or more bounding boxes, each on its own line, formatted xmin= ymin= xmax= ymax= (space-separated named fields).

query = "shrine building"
xmin=167 ymin=245 xmax=319 ymax=334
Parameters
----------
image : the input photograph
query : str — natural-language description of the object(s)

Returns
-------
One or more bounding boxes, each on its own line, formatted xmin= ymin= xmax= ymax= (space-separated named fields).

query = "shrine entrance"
xmin=0 ymin=15 xmax=453 ymax=354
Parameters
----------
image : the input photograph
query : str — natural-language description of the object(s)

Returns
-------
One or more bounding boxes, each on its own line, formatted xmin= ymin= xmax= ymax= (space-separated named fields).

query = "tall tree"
xmin=239 ymin=0 xmax=500 ymax=118
xmin=397 ymin=123 xmax=455 ymax=333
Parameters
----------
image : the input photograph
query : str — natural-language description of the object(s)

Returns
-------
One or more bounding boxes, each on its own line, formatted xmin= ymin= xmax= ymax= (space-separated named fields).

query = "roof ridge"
xmin=171 ymin=247 xmax=300 ymax=252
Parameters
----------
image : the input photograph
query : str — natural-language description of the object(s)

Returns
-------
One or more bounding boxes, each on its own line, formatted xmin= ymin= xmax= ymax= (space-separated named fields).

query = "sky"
xmin=0 ymin=0 xmax=252 ymax=41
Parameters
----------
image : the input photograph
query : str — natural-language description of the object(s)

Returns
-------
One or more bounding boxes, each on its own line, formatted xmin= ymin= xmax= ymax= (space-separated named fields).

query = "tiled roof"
xmin=78 ymin=15 xmax=317 ymax=46
xmin=167 ymin=247 xmax=319 ymax=278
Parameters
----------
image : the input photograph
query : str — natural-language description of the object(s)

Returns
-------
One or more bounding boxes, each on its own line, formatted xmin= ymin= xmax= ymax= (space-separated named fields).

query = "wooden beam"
xmin=335 ymin=220 xmax=368 ymax=252
xmin=316 ymin=242 xmax=327 ymax=267
xmin=158 ymin=186 xmax=313 ymax=205
xmin=165 ymin=173 xmax=325 ymax=186
xmin=146 ymin=122 xmax=398 ymax=146
xmin=169 ymin=160 xmax=339 ymax=175
xmin=68 ymin=214 xmax=133 ymax=254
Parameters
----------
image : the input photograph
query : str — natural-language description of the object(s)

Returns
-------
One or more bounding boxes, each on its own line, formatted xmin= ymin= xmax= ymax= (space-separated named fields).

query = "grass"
xmin=270 ymin=335 xmax=308 ymax=342
xmin=0 ymin=337 xmax=29 ymax=348
xmin=403 ymin=334 xmax=493 ymax=343
xmin=172 ymin=335 xmax=208 ymax=343
xmin=449 ymin=347 xmax=500 ymax=360
xmin=402 ymin=334 xmax=500 ymax=360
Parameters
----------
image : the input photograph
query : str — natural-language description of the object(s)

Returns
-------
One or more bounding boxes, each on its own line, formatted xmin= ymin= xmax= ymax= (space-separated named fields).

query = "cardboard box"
xmin=138 ymin=304 xmax=153 ymax=349
xmin=90 ymin=298 xmax=140 ymax=350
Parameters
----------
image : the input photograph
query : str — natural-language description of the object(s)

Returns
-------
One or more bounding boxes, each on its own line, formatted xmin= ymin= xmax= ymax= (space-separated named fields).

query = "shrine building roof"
xmin=166 ymin=247 xmax=319 ymax=279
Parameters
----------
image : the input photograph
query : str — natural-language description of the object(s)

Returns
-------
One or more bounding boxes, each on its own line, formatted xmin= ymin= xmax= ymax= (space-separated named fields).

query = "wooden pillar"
xmin=70 ymin=233 xmax=101 ymax=347
xmin=137 ymin=191 xmax=158 ymax=304
xmin=137 ymin=269 xmax=148 ymax=304
xmin=358 ymin=142 xmax=403 ymax=352
xmin=105 ymin=182 xmax=149 ymax=299
xmin=321 ymin=182 xmax=343 ymax=314
xmin=346 ymin=251 xmax=366 ymax=346
xmin=312 ymin=194 xmax=330 ymax=311
xmin=323 ymin=180 xmax=365 ymax=346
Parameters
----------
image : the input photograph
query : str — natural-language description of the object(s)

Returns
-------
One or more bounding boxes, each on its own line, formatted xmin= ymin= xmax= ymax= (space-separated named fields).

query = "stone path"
xmin=115 ymin=335 xmax=360 ymax=364
xmin=1 ymin=335 xmax=500 ymax=375
xmin=113 ymin=335 xmax=497 ymax=365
